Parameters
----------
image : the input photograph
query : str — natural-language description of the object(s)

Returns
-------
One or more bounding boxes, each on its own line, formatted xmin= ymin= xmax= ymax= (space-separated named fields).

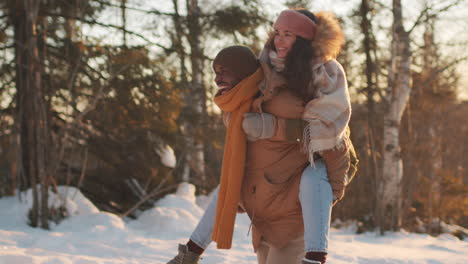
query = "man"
xmin=166 ymin=45 xmax=260 ymax=264
xmin=167 ymin=44 xmax=357 ymax=264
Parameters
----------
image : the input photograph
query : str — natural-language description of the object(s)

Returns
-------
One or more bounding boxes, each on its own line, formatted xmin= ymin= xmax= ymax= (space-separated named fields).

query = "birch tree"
xmin=376 ymin=0 xmax=412 ymax=233
xmin=376 ymin=0 xmax=465 ymax=233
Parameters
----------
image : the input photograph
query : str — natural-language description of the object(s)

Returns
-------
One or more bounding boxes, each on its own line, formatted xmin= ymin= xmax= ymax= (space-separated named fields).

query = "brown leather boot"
xmin=303 ymin=251 xmax=327 ymax=264
xmin=166 ymin=244 xmax=201 ymax=264
xmin=302 ymin=259 xmax=321 ymax=264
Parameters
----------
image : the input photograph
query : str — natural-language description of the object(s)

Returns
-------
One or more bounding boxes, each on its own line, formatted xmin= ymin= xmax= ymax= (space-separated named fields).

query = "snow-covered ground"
xmin=0 ymin=183 xmax=466 ymax=264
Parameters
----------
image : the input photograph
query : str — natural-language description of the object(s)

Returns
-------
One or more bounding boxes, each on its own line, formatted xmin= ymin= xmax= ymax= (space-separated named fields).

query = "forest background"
xmin=0 ymin=0 xmax=467 ymax=237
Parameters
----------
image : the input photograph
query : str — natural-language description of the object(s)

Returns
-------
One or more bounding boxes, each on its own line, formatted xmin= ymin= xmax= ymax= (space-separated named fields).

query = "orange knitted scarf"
xmin=212 ymin=68 xmax=263 ymax=249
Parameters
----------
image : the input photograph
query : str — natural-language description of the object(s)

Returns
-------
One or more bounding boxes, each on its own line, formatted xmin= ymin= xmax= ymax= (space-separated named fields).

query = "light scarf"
xmin=268 ymin=50 xmax=286 ymax=72
xmin=301 ymin=60 xmax=351 ymax=161
xmin=261 ymin=47 xmax=351 ymax=163
xmin=212 ymin=68 xmax=263 ymax=249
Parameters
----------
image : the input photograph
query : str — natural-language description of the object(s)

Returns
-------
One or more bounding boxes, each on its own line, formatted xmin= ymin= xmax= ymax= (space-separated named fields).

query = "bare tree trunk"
xmin=7 ymin=134 xmax=19 ymax=196
xmin=170 ymin=0 xmax=190 ymax=182
xmin=64 ymin=1 xmax=77 ymax=42
xmin=360 ymin=0 xmax=374 ymax=101
xmin=121 ymin=0 xmax=127 ymax=47
xmin=184 ymin=0 xmax=206 ymax=183
xmin=376 ymin=0 xmax=412 ymax=233
xmin=422 ymin=19 xmax=441 ymax=234
xmin=11 ymin=0 xmax=50 ymax=229
xmin=360 ymin=0 xmax=380 ymax=210
xmin=171 ymin=0 xmax=188 ymax=82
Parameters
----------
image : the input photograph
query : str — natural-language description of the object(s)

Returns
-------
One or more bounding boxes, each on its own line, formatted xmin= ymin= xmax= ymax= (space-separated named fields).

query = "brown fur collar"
xmin=311 ymin=12 xmax=345 ymax=60
xmin=259 ymin=11 xmax=345 ymax=62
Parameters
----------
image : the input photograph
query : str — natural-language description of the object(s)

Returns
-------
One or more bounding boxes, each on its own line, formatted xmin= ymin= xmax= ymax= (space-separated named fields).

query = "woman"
xmin=237 ymin=8 xmax=354 ymax=264
xmin=167 ymin=8 xmax=356 ymax=264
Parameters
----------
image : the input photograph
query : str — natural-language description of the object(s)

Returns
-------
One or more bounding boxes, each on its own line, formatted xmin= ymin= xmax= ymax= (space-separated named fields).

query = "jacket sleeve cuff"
xmin=271 ymin=118 xmax=308 ymax=142
xmin=285 ymin=119 xmax=308 ymax=142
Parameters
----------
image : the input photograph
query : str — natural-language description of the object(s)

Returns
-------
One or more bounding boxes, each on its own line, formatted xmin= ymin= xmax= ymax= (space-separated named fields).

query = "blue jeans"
xmin=190 ymin=159 xmax=333 ymax=252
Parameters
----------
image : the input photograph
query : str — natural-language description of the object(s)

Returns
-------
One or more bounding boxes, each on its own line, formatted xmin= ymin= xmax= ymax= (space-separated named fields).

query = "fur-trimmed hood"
xmin=311 ymin=11 xmax=345 ymax=59
xmin=259 ymin=11 xmax=345 ymax=63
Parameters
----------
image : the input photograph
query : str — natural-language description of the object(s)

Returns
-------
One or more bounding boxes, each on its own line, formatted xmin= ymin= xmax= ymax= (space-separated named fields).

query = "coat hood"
xmin=311 ymin=12 xmax=345 ymax=60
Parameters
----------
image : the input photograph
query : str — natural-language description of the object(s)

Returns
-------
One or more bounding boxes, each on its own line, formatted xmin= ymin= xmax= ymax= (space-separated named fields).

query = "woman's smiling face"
xmin=273 ymin=28 xmax=297 ymax=58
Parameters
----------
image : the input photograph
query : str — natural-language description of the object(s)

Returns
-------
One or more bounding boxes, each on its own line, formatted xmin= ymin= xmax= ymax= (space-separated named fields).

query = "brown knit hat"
xmin=213 ymin=45 xmax=259 ymax=80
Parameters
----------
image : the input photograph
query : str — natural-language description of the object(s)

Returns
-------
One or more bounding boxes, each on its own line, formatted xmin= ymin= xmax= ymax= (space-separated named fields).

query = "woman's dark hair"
xmin=267 ymin=9 xmax=318 ymax=101
xmin=284 ymin=36 xmax=313 ymax=100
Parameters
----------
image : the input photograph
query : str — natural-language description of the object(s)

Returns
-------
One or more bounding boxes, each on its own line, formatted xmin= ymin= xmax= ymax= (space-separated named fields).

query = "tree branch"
xmin=408 ymin=0 xmax=465 ymax=34
xmin=43 ymin=12 xmax=173 ymax=52
xmin=0 ymin=45 xmax=13 ymax=50
xmin=420 ymin=55 xmax=468 ymax=87
xmin=408 ymin=4 xmax=432 ymax=34
xmin=91 ymin=0 xmax=175 ymax=16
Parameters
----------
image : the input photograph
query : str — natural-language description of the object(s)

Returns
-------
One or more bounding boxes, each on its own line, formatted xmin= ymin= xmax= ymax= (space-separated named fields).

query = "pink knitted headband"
xmin=273 ymin=10 xmax=316 ymax=40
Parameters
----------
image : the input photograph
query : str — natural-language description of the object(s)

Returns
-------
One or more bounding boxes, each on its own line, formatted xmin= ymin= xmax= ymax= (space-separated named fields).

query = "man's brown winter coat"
xmin=241 ymin=87 xmax=309 ymax=251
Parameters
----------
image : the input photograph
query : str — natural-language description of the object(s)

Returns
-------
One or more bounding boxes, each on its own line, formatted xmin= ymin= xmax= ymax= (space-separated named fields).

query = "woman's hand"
xmin=260 ymin=62 xmax=287 ymax=97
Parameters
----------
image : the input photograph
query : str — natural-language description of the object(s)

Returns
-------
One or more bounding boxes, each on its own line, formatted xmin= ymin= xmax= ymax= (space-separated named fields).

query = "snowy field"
xmin=0 ymin=183 xmax=467 ymax=264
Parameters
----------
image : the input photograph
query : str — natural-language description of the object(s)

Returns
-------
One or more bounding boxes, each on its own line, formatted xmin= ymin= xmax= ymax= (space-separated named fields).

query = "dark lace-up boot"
xmin=166 ymin=244 xmax=201 ymax=264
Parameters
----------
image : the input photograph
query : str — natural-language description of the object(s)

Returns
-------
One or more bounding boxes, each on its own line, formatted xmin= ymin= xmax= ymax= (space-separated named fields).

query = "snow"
xmin=156 ymin=145 xmax=176 ymax=168
xmin=0 ymin=183 xmax=467 ymax=264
